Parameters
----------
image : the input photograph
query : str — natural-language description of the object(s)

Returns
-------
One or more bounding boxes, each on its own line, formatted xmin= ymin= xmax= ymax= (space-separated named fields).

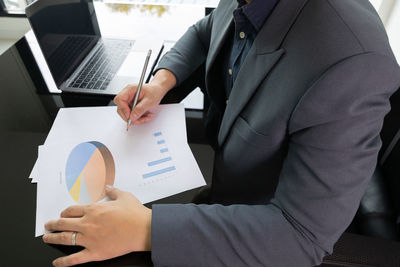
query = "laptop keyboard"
xmin=49 ymin=36 xmax=94 ymax=82
xmin=68 ymin=39 xmax=132 ymax=90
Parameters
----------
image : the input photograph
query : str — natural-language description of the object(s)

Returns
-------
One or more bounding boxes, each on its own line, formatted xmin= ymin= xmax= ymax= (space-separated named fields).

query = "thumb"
xmin=105 ymin=185 xmax=123 ymax=200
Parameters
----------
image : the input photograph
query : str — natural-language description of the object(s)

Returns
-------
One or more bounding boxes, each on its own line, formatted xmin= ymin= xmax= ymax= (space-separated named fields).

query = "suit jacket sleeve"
xmin=151 ymin=53 xmax=400 ymax=266
xmin=154 ymin=11 xmax=214 ymax=86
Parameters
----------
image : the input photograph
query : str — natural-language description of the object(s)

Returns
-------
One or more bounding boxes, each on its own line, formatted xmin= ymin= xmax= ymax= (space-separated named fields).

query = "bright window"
xmin=385 ymin=1 xmax=400 ymax=62
xmin=1 ymin=0 xmax=33 ymax=12
xmin=370 ymin=0 xmax=384 ymax=10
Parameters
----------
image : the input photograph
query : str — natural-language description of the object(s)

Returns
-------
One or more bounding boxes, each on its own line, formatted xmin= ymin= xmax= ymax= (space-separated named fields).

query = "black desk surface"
xmin=0 ymin=36 xmax=213 ymax=267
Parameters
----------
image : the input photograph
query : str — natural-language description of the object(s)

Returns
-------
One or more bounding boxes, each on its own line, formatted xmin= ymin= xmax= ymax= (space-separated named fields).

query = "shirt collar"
xmin=237 ymin=0 xmax=278 ymax=31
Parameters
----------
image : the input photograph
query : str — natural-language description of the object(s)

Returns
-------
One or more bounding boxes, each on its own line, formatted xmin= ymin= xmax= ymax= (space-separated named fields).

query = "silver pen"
xmin=127 ymin=49 xmax=152 ymax=131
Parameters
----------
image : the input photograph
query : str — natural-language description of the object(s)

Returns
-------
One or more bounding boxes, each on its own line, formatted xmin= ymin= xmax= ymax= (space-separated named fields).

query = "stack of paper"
xmin=30 ymin=104 xmax=205 ymax=236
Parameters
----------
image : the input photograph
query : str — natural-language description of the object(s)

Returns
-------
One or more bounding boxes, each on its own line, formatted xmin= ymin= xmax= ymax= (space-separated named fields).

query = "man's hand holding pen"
xmin=114 ymin=68 xmax=177 ymax=126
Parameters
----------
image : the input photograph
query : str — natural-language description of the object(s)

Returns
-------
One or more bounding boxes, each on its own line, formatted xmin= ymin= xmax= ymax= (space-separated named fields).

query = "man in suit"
xmin=43 ymin=0 xmax=400 ymax=266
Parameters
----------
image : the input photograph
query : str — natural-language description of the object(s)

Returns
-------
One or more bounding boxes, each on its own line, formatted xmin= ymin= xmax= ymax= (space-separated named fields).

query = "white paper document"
xmin=33 ymin=104 xmax=205 ymax=236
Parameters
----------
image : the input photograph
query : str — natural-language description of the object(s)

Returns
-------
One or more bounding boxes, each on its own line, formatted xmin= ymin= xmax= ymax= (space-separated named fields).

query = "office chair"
xmin=355 ymin=85 xmax=400 ymax=241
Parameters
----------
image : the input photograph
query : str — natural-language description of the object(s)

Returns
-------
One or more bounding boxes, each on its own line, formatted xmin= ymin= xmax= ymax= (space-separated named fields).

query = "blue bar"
xmin=142 ymin=166 xmax=176 ymax=179
xmin=160 ymin=148 xmax=168 ymax=153
xmin=157 ymin=140 xmax=165 ymax=144
xmin=148 ymin=157 xmax=172 ymax=166
xmin=154 ymin=132 xmax=162 ymax=137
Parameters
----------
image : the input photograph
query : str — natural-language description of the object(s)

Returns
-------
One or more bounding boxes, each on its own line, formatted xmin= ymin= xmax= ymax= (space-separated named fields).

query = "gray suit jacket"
xmin=152 ymin=0 xmax=400 ymax=266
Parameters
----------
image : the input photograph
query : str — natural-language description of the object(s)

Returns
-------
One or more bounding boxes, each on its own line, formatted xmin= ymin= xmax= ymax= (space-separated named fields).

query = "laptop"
xmin=25 ymin=0 xmax=163 ymax=95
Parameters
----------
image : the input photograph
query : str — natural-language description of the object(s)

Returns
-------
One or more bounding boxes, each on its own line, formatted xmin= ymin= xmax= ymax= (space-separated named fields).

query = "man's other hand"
xmin=43 ymin=187 xmax=152 ymax=267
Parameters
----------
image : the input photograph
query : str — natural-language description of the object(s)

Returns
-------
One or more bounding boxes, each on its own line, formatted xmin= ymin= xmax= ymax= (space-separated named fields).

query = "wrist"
xmin=150 ymin=69 xmax=177 ymax=96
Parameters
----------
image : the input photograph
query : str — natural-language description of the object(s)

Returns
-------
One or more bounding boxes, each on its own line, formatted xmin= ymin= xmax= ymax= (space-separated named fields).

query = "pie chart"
xmin=65 ymin=141 xmax=115 ymax=204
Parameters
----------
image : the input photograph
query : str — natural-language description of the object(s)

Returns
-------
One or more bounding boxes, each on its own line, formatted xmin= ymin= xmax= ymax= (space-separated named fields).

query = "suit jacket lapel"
xmin=217 ymin=49 xmax=284 ymax=145
xmin=217 ymin=0 xmax=309 ymax=146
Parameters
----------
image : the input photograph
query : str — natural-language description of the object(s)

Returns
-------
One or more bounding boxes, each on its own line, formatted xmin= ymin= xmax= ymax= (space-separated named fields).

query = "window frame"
xmin=0 ymin=0 xmax=28 ymax=18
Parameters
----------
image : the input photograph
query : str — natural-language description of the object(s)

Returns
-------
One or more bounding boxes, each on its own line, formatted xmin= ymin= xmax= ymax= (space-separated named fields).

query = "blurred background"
xmin=0 ymin=0 xmax=399 ymax=59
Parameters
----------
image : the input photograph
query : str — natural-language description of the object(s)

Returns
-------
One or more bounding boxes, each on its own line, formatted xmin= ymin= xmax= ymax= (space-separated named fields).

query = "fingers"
xmin=105 ymin=185 xmax=125 ymax=200
xmin=115 ymin=84 xmax=153 ymax=124
xmin=129 ymin=98 xmax=153 ymax=124
xmin=117 ymin=106 xmax=129 ymax=122
xmin=61 ymin=205 xmax=88 ymax=218
xmin=52 ymin=249 xmax=91 ymax=267
xmin=45 ymin=218 xmax=81 ymax=232
xmin=114 ymin=84 xmax=137 ymax=121
xmin=133 ymin=112 xmax=154 ymax=124
xmin=43 ymin=231 xmax=85 ymax=247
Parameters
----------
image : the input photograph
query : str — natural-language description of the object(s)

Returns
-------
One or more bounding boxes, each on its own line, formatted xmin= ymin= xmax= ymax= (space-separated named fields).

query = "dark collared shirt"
xmin=223 ymin=0 xmax=278 ymax=100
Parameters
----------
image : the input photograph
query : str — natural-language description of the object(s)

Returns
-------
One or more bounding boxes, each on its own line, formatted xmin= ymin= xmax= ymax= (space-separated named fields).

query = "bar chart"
xmin=142 ymin=131 xmax=176 ymax=179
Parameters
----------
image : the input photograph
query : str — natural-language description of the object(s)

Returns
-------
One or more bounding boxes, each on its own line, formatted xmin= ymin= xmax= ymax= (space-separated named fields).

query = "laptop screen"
xmin=26 ymin=0 xmax=101 ymax=87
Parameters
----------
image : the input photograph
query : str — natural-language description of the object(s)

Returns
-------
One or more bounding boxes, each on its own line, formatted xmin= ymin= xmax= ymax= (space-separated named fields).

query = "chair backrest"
xmin=356 ymin=86 xmax=400 ymax=241
xmin=378 ymin=87 xmax=400 ymax=236
xmin=353 ymin=87 xmax=400 ymax=240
